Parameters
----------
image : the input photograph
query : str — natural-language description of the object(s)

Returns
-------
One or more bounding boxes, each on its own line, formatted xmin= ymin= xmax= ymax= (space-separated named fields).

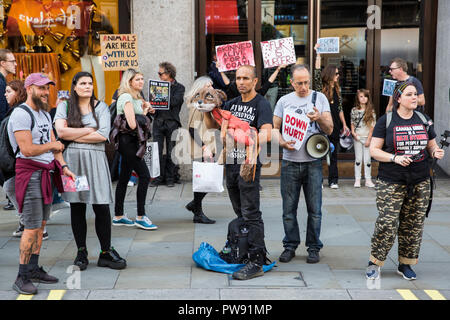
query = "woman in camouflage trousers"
xmin=365 ymin=81 xmax=445 ymax=281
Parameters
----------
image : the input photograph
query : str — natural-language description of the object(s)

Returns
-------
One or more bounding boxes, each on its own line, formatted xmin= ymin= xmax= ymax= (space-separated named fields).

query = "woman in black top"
xmin=365 ymin=81 xmax=444 ymax=281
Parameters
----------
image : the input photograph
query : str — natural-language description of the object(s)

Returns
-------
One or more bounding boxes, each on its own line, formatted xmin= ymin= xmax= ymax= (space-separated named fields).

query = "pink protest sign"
xmin=216 ymin=41 xmax=255 ymax=72
xmin=261 ymin=37 xmax=296 ymax=68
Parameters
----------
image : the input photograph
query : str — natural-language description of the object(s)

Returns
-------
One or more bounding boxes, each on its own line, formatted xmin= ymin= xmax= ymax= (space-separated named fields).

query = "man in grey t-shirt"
xmin=273 ymin=65 xmax=333 ymax=264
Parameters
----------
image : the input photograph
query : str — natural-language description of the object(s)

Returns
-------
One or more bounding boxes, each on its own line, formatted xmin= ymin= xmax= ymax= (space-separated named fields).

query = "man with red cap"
xmin=5 ymin=73 xmax=76 ymax=295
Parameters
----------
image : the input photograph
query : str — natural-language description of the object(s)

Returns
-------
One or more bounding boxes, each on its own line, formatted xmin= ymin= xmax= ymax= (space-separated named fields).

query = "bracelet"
xmin=390 ymin=154 xmax=396 ymax=163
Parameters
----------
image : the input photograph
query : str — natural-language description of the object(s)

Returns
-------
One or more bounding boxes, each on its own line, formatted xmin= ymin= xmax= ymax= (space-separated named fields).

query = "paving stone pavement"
xmin=0 ymin=178 xmax=449 ymax=301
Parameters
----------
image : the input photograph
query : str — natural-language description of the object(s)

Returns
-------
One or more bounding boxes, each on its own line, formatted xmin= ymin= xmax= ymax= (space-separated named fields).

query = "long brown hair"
xmin=355 ymin=89 xmax=376 ymax=127
xmin=6 ymin=80 xmax=27 ymax=107
xmin=321 ymin=65 xmax=340 ymax=101
xmin=67 ymin=72 xmax=99 ymax=129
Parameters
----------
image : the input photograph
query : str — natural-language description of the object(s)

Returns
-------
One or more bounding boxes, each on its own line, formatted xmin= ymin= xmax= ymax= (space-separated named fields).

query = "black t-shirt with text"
xmin=222 ymin=93 xmax=273 ymax=164
xmin=372 ymin=110 xmax=436 ymax=184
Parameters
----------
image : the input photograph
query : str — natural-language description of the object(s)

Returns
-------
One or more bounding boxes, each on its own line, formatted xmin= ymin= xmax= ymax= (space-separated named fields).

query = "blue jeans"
xmin=280 ymin=159 xmax=324 ymax=252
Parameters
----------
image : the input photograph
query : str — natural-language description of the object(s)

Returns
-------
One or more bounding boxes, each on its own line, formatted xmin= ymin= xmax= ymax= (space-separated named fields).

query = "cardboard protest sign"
xmin=317 ymin=37 xmax=340 ymax=54
xmin=261 ymin=37 xmax=296 ymax=68
xmin=282 ymin=109 xmax=310 ymax=151
xmin=382 ymin=79 xmax=397 ymax=97
xmin=100 ymin=34 xmax=139 ymax=71
xmin=216 ymin=41 xmax=255 ymax=72
xmin=148 ymin=80 xmax=170 ymax=110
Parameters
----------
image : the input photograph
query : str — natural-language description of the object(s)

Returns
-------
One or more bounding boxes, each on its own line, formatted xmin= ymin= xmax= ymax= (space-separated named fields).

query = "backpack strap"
xmin=311 ymin=90 xmax=317 ymax=106
xmin=13 ymin=105 xmax=37 ymax=155
xmin=385 ymin=111 xmax=392 ymax=129
xmin=414 ymin=110 xmax=430 ymax=132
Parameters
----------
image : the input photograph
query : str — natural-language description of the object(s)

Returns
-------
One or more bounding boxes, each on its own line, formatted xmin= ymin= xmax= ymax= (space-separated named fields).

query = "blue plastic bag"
xmin=192 ymin=242 xmax=276 ymax=274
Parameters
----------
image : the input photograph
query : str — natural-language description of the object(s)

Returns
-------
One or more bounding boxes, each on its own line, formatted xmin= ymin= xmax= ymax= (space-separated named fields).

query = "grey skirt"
xmin=62 ymin=142 xmax=114 ymax=204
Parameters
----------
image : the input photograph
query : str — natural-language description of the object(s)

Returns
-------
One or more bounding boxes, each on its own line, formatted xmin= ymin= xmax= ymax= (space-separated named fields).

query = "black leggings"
xmin=70 ymin=203 xmax=111 ymax=252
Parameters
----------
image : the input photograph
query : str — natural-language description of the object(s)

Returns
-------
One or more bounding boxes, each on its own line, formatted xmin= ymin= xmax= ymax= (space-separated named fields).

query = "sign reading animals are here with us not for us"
xmin=101 ymin=34 xmax=139 ymax=71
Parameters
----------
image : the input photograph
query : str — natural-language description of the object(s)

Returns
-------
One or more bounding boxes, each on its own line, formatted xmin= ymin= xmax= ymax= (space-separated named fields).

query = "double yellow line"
xmin=17 ymin=290 xmax=66 ymax=300
xmin=397 ymin=289 xmax=446 ymax=300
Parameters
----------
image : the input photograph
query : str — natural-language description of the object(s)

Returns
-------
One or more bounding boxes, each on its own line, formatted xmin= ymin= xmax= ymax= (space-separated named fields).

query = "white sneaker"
xmin=127 ymin=181 xmax=135 ymax=187
xmin=330 ymin=183 xmax=339 ymax=189
xmin=354 ymin=179 xmax=361 ymax=188
xmin=135 ymin=216 xmax=158 ymax=230
xmin=365 ymin=179 xmax=375 ymax=188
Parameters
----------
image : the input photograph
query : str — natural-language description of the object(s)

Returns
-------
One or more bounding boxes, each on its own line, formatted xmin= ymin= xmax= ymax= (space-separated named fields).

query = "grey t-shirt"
xmin=54 ymin=101 xmax=111 ymax=139
xmin=7 ymin=103 xmax=54 ymax=164
xmin=274 ymin=91 xmax=330 ymax=162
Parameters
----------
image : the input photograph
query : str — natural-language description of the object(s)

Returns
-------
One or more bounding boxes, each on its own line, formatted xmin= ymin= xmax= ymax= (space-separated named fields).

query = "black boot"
xmin=186 ymin=197 xmax=215 ymax=224
xmin=74 ymin=247 xmax=89 ymax=271
xmin=97 ymin=247 xmax=127 ymax=270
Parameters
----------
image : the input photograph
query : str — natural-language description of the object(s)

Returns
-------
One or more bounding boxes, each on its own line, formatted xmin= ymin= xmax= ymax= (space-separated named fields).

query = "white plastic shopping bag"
xmin=192 ymin=161 xmax=224 ymax=193
xmin=143 ymin=141 xmax=160 ymax=178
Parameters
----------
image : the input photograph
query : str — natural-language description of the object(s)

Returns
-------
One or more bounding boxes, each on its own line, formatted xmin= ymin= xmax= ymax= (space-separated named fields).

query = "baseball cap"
xmin=24 ymin=73 xmax=56 ymax=88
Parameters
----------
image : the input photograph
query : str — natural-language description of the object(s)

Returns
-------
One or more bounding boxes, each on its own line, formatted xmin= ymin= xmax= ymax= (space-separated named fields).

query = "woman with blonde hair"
xmin=112 ymin=68 xmax=157 ymax=230
xmin=184 ymin=76 xmax=217 ymax=224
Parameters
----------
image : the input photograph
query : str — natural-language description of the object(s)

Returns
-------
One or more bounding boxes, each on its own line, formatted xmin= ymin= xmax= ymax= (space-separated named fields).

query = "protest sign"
xmin=317 ymin=37 xmax=340 ymax=54
xmin=216 ymin=41 xmax=255 ymax=72
xmin=382 ymin=79 xmax=397 ymax=97
xmin=149 ymin=80 xmax=170 ymax=110
xmin=100 ymin=34 xmax=139 ymax=71
xmin=261 ymin=37 xmax=296 ymax=68
xmin=282 ymin=108 xmax=310 ymax=151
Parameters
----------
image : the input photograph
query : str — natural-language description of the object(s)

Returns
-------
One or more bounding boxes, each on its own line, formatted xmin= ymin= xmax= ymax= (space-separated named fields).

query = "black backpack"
xmin=219 ymin=217 xmax=250 ymax=264
xmin=0 ymin=105 xmax=36 ymax=179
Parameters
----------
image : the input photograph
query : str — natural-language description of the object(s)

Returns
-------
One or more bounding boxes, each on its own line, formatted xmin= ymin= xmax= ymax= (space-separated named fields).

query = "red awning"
xmin=205 ymin=0 xmax=240 ymax=34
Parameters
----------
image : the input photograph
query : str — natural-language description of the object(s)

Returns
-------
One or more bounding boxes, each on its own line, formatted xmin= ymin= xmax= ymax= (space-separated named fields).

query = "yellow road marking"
xmin=397 ymin=289 xmax=419 ymax=300
xmin=17 ymin=294 xmax=34 ymax=300
xmin=424 ymin=290 xmax=446 ymax=300
xmin=47 ymin=290 xmax=66 ymax=300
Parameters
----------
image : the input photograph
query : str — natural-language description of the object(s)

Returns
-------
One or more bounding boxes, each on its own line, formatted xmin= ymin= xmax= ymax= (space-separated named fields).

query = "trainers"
xmin=74 ymin=247 xmax=89 ymax=271
xmin=330 ymin=183 xmax=339 ymax=189
xmin=354 ymin=178 xmax=361 ymax=188
xmin=97 ymin=247 xmax=127 ymax=270
xmin=52 ymin=201 xmax=70 ymax=210
xmin=13 ymin=223 xmax=24 ymax=237
xmin=366 ymin=263 xmax=381 ymax=280
xmin=134 ymin=216 xmax=158 ymax=230
xmin=42 ymin=230 xmax=49 ymax=241
xmin=112 ymin=216 xmax=135 ymax=227
xmin=127 ymin=181 xmax=135 ymax=187
xmin=29 ymin=266 xmax=59 ymax=284
xmin=365 ymin=179 xmax=375 ymax=188
xmin=4 ymin=200 xmax=15 ymax=210
xmin=397 ymin=264 xmax=416 ymax=280
xmin=13 ymin=274 xmax=37 ymax=295
xmin=306 ymin=250 xmax=320 ymax=263
xmin=232 ymin=261 xmax=264 ymax=280
xmin=279 ymin=249 xmax=295 ymax=263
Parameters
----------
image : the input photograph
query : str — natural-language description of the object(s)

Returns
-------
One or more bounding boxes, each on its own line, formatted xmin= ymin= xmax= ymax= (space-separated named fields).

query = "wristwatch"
xmin=390 ymin=154 xmax=396 ymax=162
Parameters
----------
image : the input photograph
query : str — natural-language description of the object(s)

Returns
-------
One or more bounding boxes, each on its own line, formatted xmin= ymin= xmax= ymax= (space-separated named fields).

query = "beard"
xmin=31 ymin=93 xmax=50 ymax=111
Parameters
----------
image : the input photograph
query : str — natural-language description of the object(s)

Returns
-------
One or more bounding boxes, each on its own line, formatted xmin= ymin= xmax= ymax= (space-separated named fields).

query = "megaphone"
xmin=305 ymin=133 xmax=330 ymax=159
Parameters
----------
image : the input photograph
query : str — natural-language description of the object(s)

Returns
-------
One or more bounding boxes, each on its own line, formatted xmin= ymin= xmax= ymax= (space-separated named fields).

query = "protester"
xmin=351 ymin=89 xmax=376 ymax=188
xmin=204 ymin=65 xmax=273 ymax=280
xmin=185 ymin=76 xmax=217 ymax=224
xmin=365 ymin=81 xmax=444 ymax=281
xmin=54 ymin=72 xmax=127 ymax=271
xmin=273 ymin=64 xmax=333 ymax=264
xmin=314 ymin=44 xmax=349 ymax=189
xmin=208 ymin=53 xmax=227 ymax=91
xmin=111 ymin=68 xmax=158 ymax=230
xmin=386 ymin=57 xmax=425 ymax=113
xmin=4 ymin=80 xmax=26 ymax=211
xmin=150 ymin=62 xmax=185 ymax=187
xmin=4 ymin=73 xmax=76 ymax=295
xmin=0 ymin=50 xmax=17 ymax=210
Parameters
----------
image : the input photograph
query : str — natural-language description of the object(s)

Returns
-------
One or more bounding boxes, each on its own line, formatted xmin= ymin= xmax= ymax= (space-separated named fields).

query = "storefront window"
xmin=0 ymin=0 xmax=120 ymax=106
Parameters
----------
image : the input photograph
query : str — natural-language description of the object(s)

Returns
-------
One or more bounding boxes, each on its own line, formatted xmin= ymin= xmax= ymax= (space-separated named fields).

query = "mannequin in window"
xmin=78 ymin=0 xmax=113 ymax=101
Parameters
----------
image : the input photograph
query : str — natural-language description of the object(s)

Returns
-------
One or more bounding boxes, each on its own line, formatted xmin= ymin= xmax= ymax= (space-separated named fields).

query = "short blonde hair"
xmin=117 ymin=68 xmax=143 ymax=100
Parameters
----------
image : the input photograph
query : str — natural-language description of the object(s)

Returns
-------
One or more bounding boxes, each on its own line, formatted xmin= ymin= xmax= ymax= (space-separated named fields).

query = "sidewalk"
xmin=0 ymin=178 xmax=450 ymax=300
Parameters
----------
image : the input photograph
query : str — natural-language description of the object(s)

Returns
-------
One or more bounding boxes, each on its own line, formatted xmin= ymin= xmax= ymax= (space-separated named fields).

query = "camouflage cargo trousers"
xmin=369 ymin=179 xmax=431 ymax=267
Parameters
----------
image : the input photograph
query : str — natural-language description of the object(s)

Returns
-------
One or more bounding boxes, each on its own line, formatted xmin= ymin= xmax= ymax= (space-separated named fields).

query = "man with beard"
xmin=5 ymin=73 xmax=76 ymax=295
xmin=204 ymin=65 xmax=273 ymax=280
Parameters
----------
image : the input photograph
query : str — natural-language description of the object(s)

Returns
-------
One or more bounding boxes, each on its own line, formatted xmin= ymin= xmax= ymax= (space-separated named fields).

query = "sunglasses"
xmin=389 ymin=67 xmax=400 ymax=71
xmin=158 ymin=71 xmax=167 ymax=76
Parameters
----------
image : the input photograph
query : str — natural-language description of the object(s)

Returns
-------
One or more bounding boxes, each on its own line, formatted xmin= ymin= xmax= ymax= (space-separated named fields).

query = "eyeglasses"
xmin=3 ymin=60 xmax=16 ymax=64
xmin=389 ymin=66 xmax=400 ymax=71
xmin=293 ymin=80 xmax=310 ymax=86
xmin=335 ymin=72 xmax=340 ymax=75
xmin=158 ymin=71 xmax=167 ymax=76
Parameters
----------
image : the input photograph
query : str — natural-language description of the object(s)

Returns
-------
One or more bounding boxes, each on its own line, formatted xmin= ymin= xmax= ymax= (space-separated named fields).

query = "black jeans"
xmin=153 ymin=119 xmax=179 ymax=183
xmin=115 ymin=133 xmax=150 ymax=217
xmin=225 ymin=164 xmax=265 ymax=255
xmin=328 ymin=135 xmax=340 ymax=185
